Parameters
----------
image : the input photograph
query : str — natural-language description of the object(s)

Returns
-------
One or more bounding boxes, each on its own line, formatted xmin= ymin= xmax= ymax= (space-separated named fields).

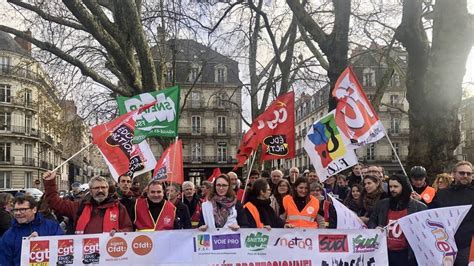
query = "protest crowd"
xmin=0 ymin=161 xmax=472 ymax=266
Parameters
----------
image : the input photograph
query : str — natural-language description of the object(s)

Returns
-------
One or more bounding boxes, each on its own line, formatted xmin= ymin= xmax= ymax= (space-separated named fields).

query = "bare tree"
xmin=395 ymin=0 xmax=474 ymax=174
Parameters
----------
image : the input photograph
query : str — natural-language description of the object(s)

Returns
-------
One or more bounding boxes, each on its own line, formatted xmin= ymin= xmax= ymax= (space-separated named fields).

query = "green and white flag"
xmin=117 ymin=86 xmax=180 ymax=143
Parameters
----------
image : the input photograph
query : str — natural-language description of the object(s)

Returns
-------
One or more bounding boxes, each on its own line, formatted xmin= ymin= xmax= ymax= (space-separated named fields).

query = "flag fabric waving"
xmin=328 ymin=194 xmax=366 ymax=229
xmin=117 ymin=86 xmax=180 ymax=143
xmin=397 ymin=205 xmax=471 ymax=266
xmin=233 ymin=91 xmax=295 ymax=169
xmin=234 ymin=126 xmax=259 ymax=170
xmin=257 ymin=91 xmax=295 ymax=162
xmin=207 ymin=168 xmax=222 ymax=182
xmin=152 ymin=139 xmax=184 ymax=184
xmin=91 ymin=103 xmax=157 ymax=181
xmin=332 ymin=67 xmax=385 ymax=149
xmin=304 ymin=110 xmax=358 ymax=182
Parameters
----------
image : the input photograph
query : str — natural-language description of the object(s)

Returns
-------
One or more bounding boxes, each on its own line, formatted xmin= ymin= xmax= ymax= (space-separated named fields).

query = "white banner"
xmin=304 ymin=111 xmax=359 ymax=182
xmin=328 ymin=194 xmax=366 ymax=230
xmin=398 ymin=205 xmax=471 ymax=266
xmin=22 ymin=229 xmax=388 ymax=266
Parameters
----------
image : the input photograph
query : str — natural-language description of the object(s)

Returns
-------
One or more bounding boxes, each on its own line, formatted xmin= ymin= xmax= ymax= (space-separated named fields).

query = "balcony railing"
xmin=0 ymin=157 xmax=14 ymax=165
xmin=22 ymin=157 xmax=36 ymax=166
xmin=180 ymin=127 xmax=205 ymax=135
xmin=183 ymin=156 xmax=236 ymax=164
xmin=9 ymin=125 xmax=38 ymax=136
xmin=0 ymin=65 xmax=42 ymax=83
xmin=213 ymin=127 xmax=231 ymax=135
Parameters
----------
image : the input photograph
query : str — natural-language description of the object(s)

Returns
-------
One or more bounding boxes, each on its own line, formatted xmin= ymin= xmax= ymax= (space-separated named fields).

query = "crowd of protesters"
xmin=0 ymin=160 xmax=472 ymax=266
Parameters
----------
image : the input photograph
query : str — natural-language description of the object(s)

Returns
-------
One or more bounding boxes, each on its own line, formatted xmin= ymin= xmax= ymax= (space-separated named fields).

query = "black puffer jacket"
xmin=429 ymin=183 xmax=474 ymax=249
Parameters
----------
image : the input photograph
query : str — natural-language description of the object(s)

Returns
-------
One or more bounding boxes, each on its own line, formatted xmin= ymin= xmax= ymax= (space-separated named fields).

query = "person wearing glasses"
xmin=430 ymin=161 xmax=474 ymax=266
xmin=198 ymin=174 xmax=248 ymax=231
xmin=42 ymin=171 xmax=133 ymax=234
xmin=0 ymin=195 xmax=63 ymax=266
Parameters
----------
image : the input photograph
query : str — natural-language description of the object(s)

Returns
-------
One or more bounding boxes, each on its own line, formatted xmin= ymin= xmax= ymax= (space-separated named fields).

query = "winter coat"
xmin=429 ymin=183 xmax=474 ymax=249
xmin=0 ymin=207 xmax=12 ymax=237
xmin=44 ymin=178 xmax=133 ymax=234
xmin=244 ymin=198 xmax=286 ymax=228
xmin=368 ymin=198 xmax=427 ymax=229
xmin=0 ymin=213 xmax=63 ymax=266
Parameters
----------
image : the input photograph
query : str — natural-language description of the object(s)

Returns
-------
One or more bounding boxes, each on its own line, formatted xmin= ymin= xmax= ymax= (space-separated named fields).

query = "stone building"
xmin=151 ymin=39 xmax=242 ymax=184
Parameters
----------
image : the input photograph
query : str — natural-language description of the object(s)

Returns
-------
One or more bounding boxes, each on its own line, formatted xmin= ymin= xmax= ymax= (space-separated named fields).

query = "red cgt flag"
xmin=91 ymin=102 xmax=156 ymax=180
xmin=152 ymin=139 xmax=184 ymax=184
xmin=207 ymin=168 xmax=222 ymax=182
xmin=256 ymin=91 xmax=295 ymax=162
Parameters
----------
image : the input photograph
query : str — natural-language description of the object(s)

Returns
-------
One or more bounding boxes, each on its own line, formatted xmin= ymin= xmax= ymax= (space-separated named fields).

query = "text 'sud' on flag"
xmin=152 ymin=139 xmax=184 ymax=184
xmin=91 ymin=106 xmax=157 ymax=181
xmin=332 ymin=67 xmax=385 ymax=149
xmin=304 ymin=111 xmax=358 ymax=182
xmin=117 ymin=86 xmax=180 ymax=143
xmin=397 ymin=205 xmax=471 ymax=266
xmin=256 ymin=91 xmax=295 ymax=162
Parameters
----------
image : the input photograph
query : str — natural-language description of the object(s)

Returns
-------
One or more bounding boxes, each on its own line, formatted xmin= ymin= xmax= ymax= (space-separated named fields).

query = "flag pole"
xmin=383 ymin=127 xmax=407 ymax=176
xmin=171 ymin=136 xmax=179 ymax=184
xmin=52 ymin=143 xmax=94 ymax=172
xmin=241 ymin=151 xmax=257 ymax=203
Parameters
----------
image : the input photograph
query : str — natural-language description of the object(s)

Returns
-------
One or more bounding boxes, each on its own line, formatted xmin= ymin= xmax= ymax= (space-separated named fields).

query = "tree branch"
xmin=7 ymin=0 xmax=86 ymax=30
xmin=0 ymin=25 xmax=131 ymax=96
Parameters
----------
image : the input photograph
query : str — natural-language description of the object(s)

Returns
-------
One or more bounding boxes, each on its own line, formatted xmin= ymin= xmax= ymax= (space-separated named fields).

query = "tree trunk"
xmin=396 ymin=0 xmax=472 ymax=175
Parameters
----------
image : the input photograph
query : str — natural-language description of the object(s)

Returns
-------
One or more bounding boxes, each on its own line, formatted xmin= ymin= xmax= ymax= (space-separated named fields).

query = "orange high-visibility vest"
xmin=244 ymin=202 xmax=264 ymax=228
xmin=75 ymin=203 xmax=120 ymax=234
xmin=283 ymin=195 xmax=319 ymax=228
xmin=134 ymin=198 xmax=176 ymax=231
xmin=420 ymin=186 xmax=436 ymax=204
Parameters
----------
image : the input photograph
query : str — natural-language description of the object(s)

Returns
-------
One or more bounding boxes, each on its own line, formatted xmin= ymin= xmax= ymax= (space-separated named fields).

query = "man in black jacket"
xmin=117 ymin=175 xmax=136 ymax=226
xmin=369 ymin=174 xmax=426 ymax=266
xmin=430 ymin=161 xmax=474 ymax=266
xmin=166 ymin=182 xmax=192 ymax=229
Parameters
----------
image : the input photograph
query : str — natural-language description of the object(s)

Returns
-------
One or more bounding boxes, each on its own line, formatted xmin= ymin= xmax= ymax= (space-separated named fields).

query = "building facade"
xmin=0 ymin=31 xmax=106 ymax=191
xmin=456 ymin=97 xmax=474 ymax=162
xmin=290 ymin=47 xmax=409 ymax=175
xmin=152 ymin=39 xmax=242 ymax=185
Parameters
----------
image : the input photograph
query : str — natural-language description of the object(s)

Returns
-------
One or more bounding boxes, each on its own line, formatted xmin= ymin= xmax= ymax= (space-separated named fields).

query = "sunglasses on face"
xmin=456 ymin=171 xmax=472 ymax=176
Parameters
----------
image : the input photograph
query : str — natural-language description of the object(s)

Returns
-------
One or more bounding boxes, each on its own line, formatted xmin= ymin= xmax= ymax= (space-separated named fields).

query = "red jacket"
xmin=44 ymin=179 xmax=133 ymax=234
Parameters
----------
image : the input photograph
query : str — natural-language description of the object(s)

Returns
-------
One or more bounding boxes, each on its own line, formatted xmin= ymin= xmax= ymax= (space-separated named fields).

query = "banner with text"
xmin=22 ymin=229 xmax=388 ymax=266
xmin=117 ymin=86 xmax=180 ymax=143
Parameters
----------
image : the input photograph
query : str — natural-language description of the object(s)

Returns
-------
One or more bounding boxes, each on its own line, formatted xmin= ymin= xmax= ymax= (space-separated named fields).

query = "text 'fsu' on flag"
xmin=117 ymin=86 xmax=180 ymax=143
xmin=397 ymin=205 xmax=471 ymax=266
xmin=91 ymin=104 xmax=157 ymax=181
xmin=304 ymin=110 xmax=358 ymax=182
xmin=152 ymin=139 xmax=184 ymax=184
xmin=332 ymin=66 xmax=385 ymax=149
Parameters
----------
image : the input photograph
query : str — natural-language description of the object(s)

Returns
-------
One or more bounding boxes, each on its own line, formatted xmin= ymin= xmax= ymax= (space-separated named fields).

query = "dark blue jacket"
xmin=0 ymin=213 xmax=63 ymax=266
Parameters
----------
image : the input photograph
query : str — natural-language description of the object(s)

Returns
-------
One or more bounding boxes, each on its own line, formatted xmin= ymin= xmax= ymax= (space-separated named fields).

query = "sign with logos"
xmin=21 ymin=229 xmax=387 ymax=265
xmin=117 ymin=86 xmax=180 ymax=143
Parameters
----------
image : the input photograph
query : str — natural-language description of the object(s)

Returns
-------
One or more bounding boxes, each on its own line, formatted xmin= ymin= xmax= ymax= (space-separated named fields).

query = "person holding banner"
xmin=198 ymin=174 xmax=248 ymax=231
xmin=166 ymin=183 xmax=192 ymax=229
xmin=0 ymin=195 xmax=64 ymax=266
xmin=244 ymin=179 xmax=289 ymax=229
xmin=430 ymin=161 xmax=474 ymax=266
xmin=134 ymin=180 xmax=187 ymax=231
xmin=282 ymin=177 xmax=320 ymax=228
xmin=42 ymin=171 xmax=133 ymax=234
xmin=270 ymin=179 xmax=292 ymax=219
xmin=117 ymin=174 xmax=136 ymax=228
xmin=182 ymin=181 xmax=203 ymax=228
xmin=368 ymin=174 xmax=426 ymax=266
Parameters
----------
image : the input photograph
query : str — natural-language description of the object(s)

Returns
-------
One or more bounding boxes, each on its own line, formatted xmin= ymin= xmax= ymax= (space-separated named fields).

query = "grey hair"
xmin=182 ymin=181 xmax=195 ymax=189
xmin=88 ymin=176 xmax=109 ymax=189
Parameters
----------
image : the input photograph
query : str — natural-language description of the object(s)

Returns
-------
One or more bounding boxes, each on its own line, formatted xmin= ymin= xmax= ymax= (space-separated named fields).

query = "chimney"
xmin=14 ymin=29 xmax=32 ymax=56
